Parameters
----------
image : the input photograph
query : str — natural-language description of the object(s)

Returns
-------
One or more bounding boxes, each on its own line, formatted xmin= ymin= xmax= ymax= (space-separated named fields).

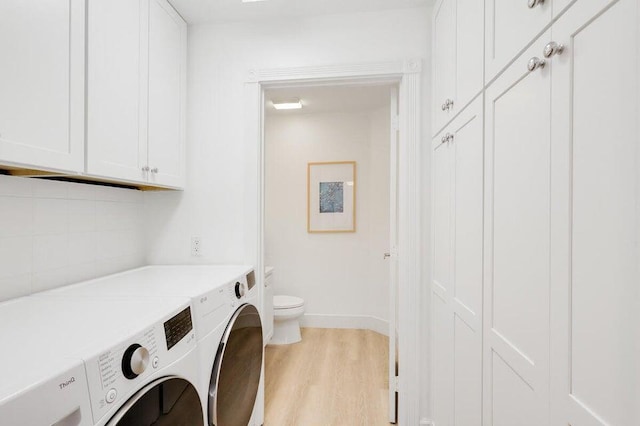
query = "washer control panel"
xmin=84 ymin=304 xmax=196 ymax=424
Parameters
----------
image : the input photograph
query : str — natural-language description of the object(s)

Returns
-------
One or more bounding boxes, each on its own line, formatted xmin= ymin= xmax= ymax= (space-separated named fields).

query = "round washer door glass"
xmin=108 ymin=377 xmax=203 ymax=426
xmin=209 ymin=304 xmax=263 ymax=426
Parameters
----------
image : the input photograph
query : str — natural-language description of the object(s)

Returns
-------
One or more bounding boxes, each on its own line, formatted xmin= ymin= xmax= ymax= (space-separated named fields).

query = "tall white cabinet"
xmin=431 ymin=0 xmax=640 ymax=424
xmin=0 ymin=0 xmax=85 ymax=173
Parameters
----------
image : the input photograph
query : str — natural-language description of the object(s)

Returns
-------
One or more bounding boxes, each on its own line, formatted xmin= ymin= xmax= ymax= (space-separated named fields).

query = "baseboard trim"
xmin=300 ymin=314 xmax=389 ymax=336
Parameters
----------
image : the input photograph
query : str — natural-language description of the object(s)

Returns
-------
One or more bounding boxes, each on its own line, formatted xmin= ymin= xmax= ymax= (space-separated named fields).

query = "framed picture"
xmin=307 ymin=161 xmax=356 ymax=233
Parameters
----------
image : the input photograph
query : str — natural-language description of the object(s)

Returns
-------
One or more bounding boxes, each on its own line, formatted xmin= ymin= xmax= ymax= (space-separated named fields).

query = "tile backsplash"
xmin=0 ymin=175 xmax=146 ymax=301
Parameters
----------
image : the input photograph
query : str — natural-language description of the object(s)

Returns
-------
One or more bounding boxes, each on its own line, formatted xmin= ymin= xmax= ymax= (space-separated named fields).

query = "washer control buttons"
xmin=106 ymin=388 xmax=117 ymax=404
xmin=152 ymin=356 xmax=159 ymax=369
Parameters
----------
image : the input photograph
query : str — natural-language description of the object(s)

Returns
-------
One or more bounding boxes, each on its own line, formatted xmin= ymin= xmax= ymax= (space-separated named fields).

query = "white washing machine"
xmin=40 ymin=265 xmax=265 ymax=426
xmin=0 ymin=295 xmax=203 ymax=426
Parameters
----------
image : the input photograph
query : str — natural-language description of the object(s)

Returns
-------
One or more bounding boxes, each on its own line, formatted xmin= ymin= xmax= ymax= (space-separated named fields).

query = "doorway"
xmin=244 ymin=60 xmax=423 ymax=425
xmin=262 ymin=83 xmax=398 ymax=424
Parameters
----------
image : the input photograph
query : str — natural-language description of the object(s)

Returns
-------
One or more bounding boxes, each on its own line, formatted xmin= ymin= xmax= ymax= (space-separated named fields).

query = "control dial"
xmin=234 ymin=281 xmax=245 ymax=299
xmin=122 ymin=344 xmax=150 ymax=380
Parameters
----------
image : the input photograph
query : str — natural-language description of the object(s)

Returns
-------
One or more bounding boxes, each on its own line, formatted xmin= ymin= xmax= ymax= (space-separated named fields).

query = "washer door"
xmin=107 ymin=377 xmax=203 ymax=426
xmin=209 ymin=304 xmax=263 ymax=426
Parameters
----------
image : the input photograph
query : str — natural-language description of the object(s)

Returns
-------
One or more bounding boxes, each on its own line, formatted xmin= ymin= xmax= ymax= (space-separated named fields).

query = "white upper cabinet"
xmin=432 ymin=0 xmax=484 ymax=135
xmin=0 ymin=0 xmax=85 ymax=173
xmin=87 ymin=0 xmax=186 ymax=188
xmin=87 ymin=0 xmax=147 ymax=183
xmin=147 ymin=0 xmax=187 ymax=188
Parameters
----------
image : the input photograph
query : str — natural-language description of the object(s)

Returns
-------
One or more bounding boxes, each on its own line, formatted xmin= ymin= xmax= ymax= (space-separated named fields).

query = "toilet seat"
xmin=274 ymin=295 xmax=304 ymax=309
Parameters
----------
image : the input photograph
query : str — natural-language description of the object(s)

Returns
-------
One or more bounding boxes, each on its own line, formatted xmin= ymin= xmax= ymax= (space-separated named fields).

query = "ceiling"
xmin=265 ymin=84 xmax=393 ymax=116
xmin=169 ymin=0 xmax=429 ymax=24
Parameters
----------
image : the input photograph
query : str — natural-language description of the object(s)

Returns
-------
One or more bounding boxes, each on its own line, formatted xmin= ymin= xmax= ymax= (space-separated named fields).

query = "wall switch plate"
xmin=191 ymin=237 xmax=202 ymax=257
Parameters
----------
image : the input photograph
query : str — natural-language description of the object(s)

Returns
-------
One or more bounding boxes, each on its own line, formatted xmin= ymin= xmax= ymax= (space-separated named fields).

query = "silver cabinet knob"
xmin=528 ymin=0 xmax=544 ymax=8
xmin=141 ymin=166 xmax=150 ymax=172
xmin=543 ymin=41 xmax=564 ymax=58
xmin=384 ymin=253 xmax=391 ymax=259
xmin=150 ymin=168 xmax=159 ymax=173
xmin=441 ymin=99 xmax=454 ymax=111
xmin=441 ymin=135 xmax=447 ymax=144
xmin=527 ymin=57 xmax=545 ymax=72
xmin=441 ymin=103 xmax=447 ymax=111
xmin=447 ymin=133 xmax=454 ymax=143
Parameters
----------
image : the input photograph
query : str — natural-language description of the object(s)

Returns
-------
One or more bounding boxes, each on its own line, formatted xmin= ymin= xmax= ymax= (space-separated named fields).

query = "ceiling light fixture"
xmin=272 ymin=99 xmax=303 ymax=110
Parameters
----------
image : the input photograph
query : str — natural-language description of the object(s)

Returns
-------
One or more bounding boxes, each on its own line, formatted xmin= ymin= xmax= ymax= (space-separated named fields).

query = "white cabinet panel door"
xmin=87 ymin=0 xmax=148 ymax=183
xmin=433 ymin=0 xmax=456 ymax=135
xmin=455 ymin=0 xmax=484 ymax=117
xmin=432 ymin=98 xmax=483 ymax=426
xmin=0 ymin=0 xmax=84 ymax=172
xmin=451 ymin=99 xmax=483 ymax=426
xmin=484 ymin=30 xmax=552 ymax=426
xmin=431 ymin=126 xmax=453 ymax=426
xmin=485 ymin=0 xmax=551 ymax=83
xmin=550 ymin=0 xmax=640 ymax=424
xmin=147 ymin=0 xmax=186 ymax=188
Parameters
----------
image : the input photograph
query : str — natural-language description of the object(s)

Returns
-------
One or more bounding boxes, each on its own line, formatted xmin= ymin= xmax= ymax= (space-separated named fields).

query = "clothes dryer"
xmin=40 ymin=265 xmax=264 ymax=426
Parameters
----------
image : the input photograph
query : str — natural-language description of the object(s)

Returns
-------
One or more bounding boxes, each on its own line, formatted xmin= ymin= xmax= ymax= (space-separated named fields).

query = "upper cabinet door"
xmin=455 ymin=0 xmax=484 ymax=118
xmin=549 ymin=0 xmax=639 ymax=424
xmin=86 ymin=0 xmax=148 ymax=184
xmin=485 ymin=0 xmax=551 ymax=82
xmin=0 ymin=0 xmax=85 ymax=173
xmin=147 ymin=0 xmax=187 ymax=188
xmin=433 ymin=0 xmax=456 ymax=135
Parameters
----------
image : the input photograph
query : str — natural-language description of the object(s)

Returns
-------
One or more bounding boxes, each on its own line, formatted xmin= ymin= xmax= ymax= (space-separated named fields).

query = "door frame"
xmin=243 ymin=59 xmax=423 ymax=425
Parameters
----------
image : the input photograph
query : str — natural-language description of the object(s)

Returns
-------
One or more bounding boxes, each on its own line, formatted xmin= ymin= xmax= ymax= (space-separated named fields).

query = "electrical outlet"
xmin=191 ymin=237 xmax=202 ymax=257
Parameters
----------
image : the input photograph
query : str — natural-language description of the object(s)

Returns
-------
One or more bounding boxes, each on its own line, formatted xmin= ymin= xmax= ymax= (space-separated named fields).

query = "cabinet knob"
xmin=527 ymin=57 xmax=546 ymax=72
xmin=150 ymin=167 xmax=159 ymax=173
xmin=543 ymin=41 xmax=564 ymax=58
xmin=528 ymin=0 xmax=544 ymax=8
xmin=142 ymin=166 xmax=150 ymax=172
xmin=441 ymin=103 xmax=448 ymax=111
xmin=442 ymin=99 xmax=454 ymax=111
xmin=441 ymin=135 xmax=447 ymax=144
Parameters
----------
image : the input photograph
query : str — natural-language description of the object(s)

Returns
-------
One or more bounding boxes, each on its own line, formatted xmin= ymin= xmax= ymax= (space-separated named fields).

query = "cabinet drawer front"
xmin=0 ymin=0 xmax=84 ymax=172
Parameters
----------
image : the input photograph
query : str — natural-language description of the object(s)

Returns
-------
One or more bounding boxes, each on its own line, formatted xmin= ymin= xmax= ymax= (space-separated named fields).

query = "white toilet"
xmin=271 ymin=295 xmax=305 ymax=345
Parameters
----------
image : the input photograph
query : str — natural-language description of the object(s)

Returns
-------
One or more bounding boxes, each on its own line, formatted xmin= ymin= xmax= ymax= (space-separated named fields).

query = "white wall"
xmin=145 ymin=7 xmax=430 ymax=265
xmin=265 ymin=107 xmax=390 ymax=332
xmin=0 ymin=175 xmax=145 ymax=302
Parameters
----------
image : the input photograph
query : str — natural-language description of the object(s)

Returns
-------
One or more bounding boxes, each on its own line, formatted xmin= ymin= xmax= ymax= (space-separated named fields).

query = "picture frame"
xmin=307 ymin=161 xmax=356 ymax=233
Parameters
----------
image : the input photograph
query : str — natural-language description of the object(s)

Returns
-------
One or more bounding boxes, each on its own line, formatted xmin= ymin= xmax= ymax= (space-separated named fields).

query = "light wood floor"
xmin=264 ymin=328 xmax=390 ymax=426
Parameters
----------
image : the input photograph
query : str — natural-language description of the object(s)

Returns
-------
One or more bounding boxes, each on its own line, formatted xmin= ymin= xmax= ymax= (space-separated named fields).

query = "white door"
xmin=483 ymin=30 xmax=552 ymax=426
xmin=485 ymin=0 xmax=551 ymax=82
xmin=550 ymin=0 xmax=639 ymax=424
xmin=432 ymin=0 xmax=456 ymax=135
xmin=147 ymin=0 xmax=186 ymax=188
xmin=87 ymin=0 xmax=148 ymax=184
xmin=388 ymin=87 xmax=399 ymax=424
xmin=0 ymin=0 xmax=84 ymax=173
